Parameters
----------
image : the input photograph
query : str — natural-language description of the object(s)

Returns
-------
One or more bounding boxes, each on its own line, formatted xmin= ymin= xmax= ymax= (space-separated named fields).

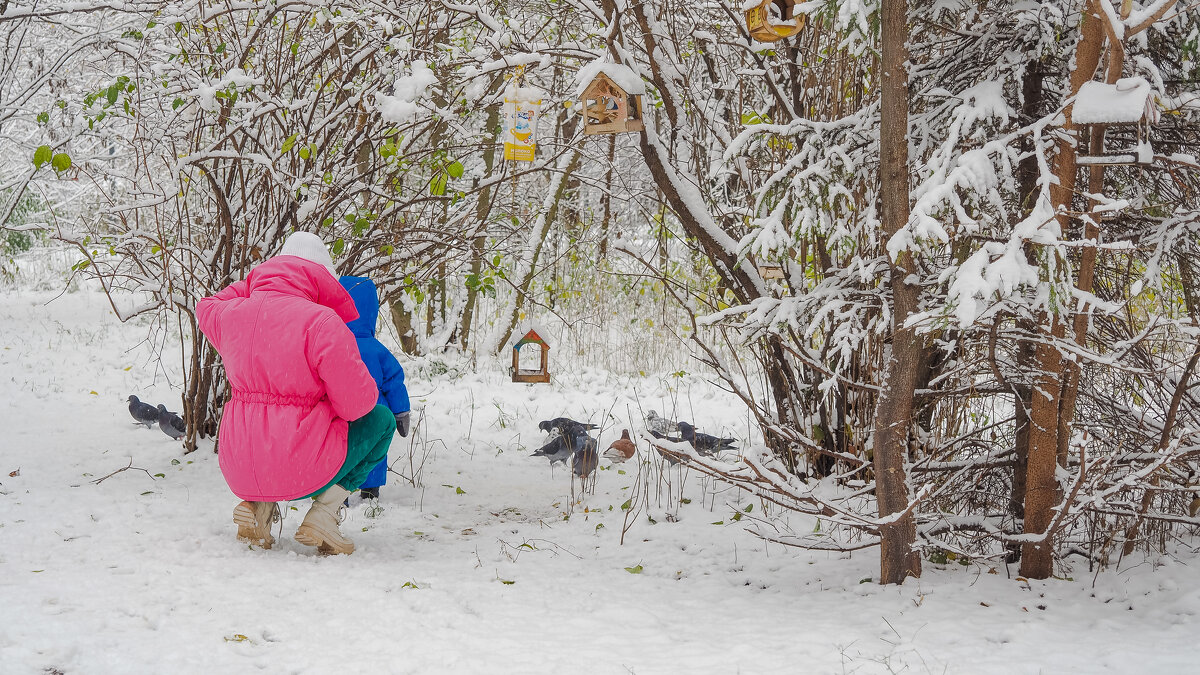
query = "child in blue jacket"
xmin=339 ymin=275 xmax=411 ymax=499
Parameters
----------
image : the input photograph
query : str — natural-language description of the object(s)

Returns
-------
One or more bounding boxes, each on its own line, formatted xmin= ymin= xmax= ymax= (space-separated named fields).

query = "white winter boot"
xmin=294 ymin=485 xmax=355 ymax=555
xmin=233 ymin=501 xmax=280 ymax=549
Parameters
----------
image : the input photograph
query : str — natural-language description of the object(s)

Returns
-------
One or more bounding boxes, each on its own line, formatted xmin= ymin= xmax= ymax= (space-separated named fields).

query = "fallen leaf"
xmin=624 ymin=564 xmax=643 ymax=574
xmin=9 ymin=469 xmax=18 ymax=477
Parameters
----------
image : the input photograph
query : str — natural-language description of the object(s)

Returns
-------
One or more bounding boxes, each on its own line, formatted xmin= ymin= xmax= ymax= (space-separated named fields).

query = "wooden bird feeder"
xmin=511 ymin=329 xmax=551 ymax=384
xmin=745 ymin=0 xmax=805 ymax=43
xmin=1073 ymin=77 xmax=1158 ymax=167
xmin=580 ymin=70 xmax=644 ymax=135
xmin=758 ymin=264 xmax=785 ymax=279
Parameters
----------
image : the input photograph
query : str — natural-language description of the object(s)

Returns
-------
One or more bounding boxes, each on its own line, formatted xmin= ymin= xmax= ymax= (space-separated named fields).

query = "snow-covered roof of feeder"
xmin=508 ymin=319 xmax=555 ymax=350
xmin=1073 ymin=77 xmax=1159 ymax=125
xmin=574 ymin=60 xmax=646 ymax=97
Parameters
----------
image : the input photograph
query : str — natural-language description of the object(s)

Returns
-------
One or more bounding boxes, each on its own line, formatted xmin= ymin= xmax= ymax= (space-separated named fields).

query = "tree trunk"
xmin=1020 ymin=0 xmax=1106 ymax=579
xmin=493 ymin=148 xmax=582 ymax=353
xmin=1006 ymin=59 xmax=1046 ymax=561
xmin=873 ymin=0 xmax=922 ymax=585
xmin=460 ymin=97 xmax=502 ymax=350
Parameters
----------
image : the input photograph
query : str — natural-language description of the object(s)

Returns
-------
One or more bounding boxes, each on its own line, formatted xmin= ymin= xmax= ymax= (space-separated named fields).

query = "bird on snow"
xmin=645 ymin=410 xmax=679 ymax=436
xmin=532 ymin=433 xmax=578 ymax=466
xmin=538 ymin=417 xmax=598 ymax=438
xmin=676 ymin=421 xmax=737 ymax=457
xmin=648 ymin=432 xmax=691 ymax=466
xmin=127 ymin=395 xmax=159 ymax=429
xmin=604 ymin=429 xmax=637 ymax=464
xmin=157 ymin=404 xmax=186 ymax=440
xmin=572 ymin=436 xmax=599 ymax=478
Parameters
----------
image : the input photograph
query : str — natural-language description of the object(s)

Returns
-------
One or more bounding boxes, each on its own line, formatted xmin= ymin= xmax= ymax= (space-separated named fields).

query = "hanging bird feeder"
xmin=744 ymin=0 xmax=804 ymax=43
xmin=503 ymin=68 xmax=544 ymax=162
xmin=1073 ymin=77 xmax=1159 ymax=167
xmin=511 ymin=328 xmax=551 ymax=384
xmin=757 ymin=263 xmax=785 ymax=279
xmin=576 ymin=62 xmax=645 ymax=135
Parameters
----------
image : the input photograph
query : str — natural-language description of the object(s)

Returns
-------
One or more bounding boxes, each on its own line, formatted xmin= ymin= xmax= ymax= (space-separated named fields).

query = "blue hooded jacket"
xmin=338 ymin=276 xmax=410 ymax=415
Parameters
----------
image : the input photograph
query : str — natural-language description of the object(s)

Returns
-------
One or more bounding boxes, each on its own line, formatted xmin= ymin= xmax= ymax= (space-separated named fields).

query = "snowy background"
xmin=1 ymin=254 xmax=1197 ymax=674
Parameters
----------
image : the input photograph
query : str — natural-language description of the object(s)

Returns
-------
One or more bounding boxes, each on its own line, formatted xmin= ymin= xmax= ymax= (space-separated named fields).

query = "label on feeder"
xmin=503 ymin=92 xmax=541 ymax=162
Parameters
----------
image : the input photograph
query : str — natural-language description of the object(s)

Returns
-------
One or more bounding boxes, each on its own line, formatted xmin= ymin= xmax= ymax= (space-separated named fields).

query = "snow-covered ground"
xmin=2 ymin=275 xmax=1198 ymax=674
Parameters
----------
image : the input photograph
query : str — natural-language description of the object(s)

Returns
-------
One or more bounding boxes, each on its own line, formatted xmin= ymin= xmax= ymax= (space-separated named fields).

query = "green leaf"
xmin=446 ymin=160 xmax=464 ymax=179
xmin=51 ymin=153 xmax=71 ymax=173
xmin=711 ymin=520 xmax=724 ymax=525
xmin=106 ymin=84 xmax=119 ymax=105
xmin=624 ymin=564 xmax=643 ymax=574
xmin=172 ymin=98 xmax=185 ymax=110
xmin=499 ymin=579 xmax=515 ymax=585
xmin=429 ymin=172 xmax=447 ymax=196
xmin=280 ymin=133 xmax=298 ymax=154
xmin=732 ymin=512 xmax=743 ymax=521
xmin=36 ymin=112 xmax=49 ymax=124
xmin=620 ymin=499 xmax=632 ymax=511
xmin=32 ymin=145 xmax=52 ymax=169
xmin=455 ymin=487 xmax=465 ymax=495
xmin=298 ymin=146 xmax=311 ymax=160
xmin=330 ymin=238 xmax=344 ymax=255
xmin=744 ymin=504 xmax=753 ymax=512
xmin=170 ymin=459 xmax=180 ymax=465
xmin=153 ymin=473 xmax=165 ymax=478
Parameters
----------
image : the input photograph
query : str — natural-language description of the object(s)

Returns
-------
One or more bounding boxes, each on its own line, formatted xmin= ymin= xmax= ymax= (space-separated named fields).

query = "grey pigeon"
xmin=649 ymin=432 xmax=689 ymax=465
xmin=532 ymin=434 xmax=575 ymax=466
xmin=538 ymin=417 xmax=597 ymax=438
xmin=676 ymin=421 xmax=736 ymax=457
xmin=157 ymin=404 xmax=186 ymax=440
xmin=127 ymin=395 xmax=159 ymax=428
xmin=572 ymin=436 xmax=599 ymax=478
xmin=645 ymin=410 xmax=679 ymax=436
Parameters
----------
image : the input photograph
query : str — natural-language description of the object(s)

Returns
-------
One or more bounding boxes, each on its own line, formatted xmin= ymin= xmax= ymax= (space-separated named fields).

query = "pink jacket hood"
xmin=197 ymin=255 xmax=379 ymax=501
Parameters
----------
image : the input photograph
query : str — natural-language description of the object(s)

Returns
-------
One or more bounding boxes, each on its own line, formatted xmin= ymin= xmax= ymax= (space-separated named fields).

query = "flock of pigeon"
xmin=126 ymin=395 xmax=186 ymax=440
xmin=530 ymin=410 xmax=739 ymax=478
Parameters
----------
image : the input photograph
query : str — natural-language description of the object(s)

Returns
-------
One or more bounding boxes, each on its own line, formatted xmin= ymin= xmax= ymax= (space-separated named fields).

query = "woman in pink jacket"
xmin=196 ymin=232 xmax=394 ymax=555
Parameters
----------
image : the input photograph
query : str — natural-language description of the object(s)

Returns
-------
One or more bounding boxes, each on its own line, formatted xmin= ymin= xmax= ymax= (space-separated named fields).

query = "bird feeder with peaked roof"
xmin=576 ymin=61 xmax=645 ymax=136
xmin=1073 ymin=77 xmax=1159 ymax=167
xmin=511 ymin=328 xmax=551 ymax=384
xmin=744 ymin=0 xmax=805 ymax=43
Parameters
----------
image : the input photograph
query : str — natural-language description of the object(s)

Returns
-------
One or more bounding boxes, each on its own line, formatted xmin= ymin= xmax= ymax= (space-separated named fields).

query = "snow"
xmin=574 ymin=59 xmax=646 ymax=97
xmin=1073 ymin=77 xmax=1156 ymax=125
xmin=375 ymin=62 xmax=438 ymax=124
xmin=3 ymin=258 xmax=1200 ymax=673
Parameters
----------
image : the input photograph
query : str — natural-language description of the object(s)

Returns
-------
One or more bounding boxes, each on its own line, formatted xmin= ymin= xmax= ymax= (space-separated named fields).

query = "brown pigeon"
xmin=603 ymin=429 xmax=637 ymax=463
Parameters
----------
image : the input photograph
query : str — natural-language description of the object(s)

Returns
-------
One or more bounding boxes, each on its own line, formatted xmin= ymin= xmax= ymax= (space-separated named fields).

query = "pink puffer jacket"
xmin=196 ymin=256 xmax=379 ymax=501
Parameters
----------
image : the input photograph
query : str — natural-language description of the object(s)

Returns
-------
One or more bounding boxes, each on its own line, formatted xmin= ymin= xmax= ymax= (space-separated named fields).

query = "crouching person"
xmin=196 ymin=232 xmax=394 ymax=555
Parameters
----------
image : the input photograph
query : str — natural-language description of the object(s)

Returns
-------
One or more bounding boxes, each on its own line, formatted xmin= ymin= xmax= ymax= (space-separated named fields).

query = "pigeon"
xmin=538 ymin=417 xmax=598 ymax=438
xmin=572 ymin=436 xmax=599 ymax=478
xmin=645 ymin=410 xmax=679 ymax=436
xmin=649 ymin=434 xmax=689 ymax=466
xmin=603 ymin=429 xmax=636 ymax=463
xmin=157 ymin=404 xmax=186 ymax=440
xmin=531 ymin=434 xmax=576 ymax=466
xmin=676 ymin=421 xmax=736 ymax=457
xmin=127 ymin=395 xmax=159 ymax=428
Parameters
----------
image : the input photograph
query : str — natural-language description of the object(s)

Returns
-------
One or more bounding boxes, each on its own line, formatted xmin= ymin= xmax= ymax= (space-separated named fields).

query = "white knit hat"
xmin=278 ymin=232 xmax=337 ymax=276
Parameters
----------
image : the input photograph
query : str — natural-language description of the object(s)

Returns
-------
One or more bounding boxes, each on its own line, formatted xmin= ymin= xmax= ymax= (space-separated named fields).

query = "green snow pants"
xmin=303 ymin=404 xmax=395 ymax=498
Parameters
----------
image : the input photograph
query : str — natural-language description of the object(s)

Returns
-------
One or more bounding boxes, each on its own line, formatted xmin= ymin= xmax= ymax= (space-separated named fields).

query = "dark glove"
xmin=395 ymin=411 xmax=411 ymax=437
